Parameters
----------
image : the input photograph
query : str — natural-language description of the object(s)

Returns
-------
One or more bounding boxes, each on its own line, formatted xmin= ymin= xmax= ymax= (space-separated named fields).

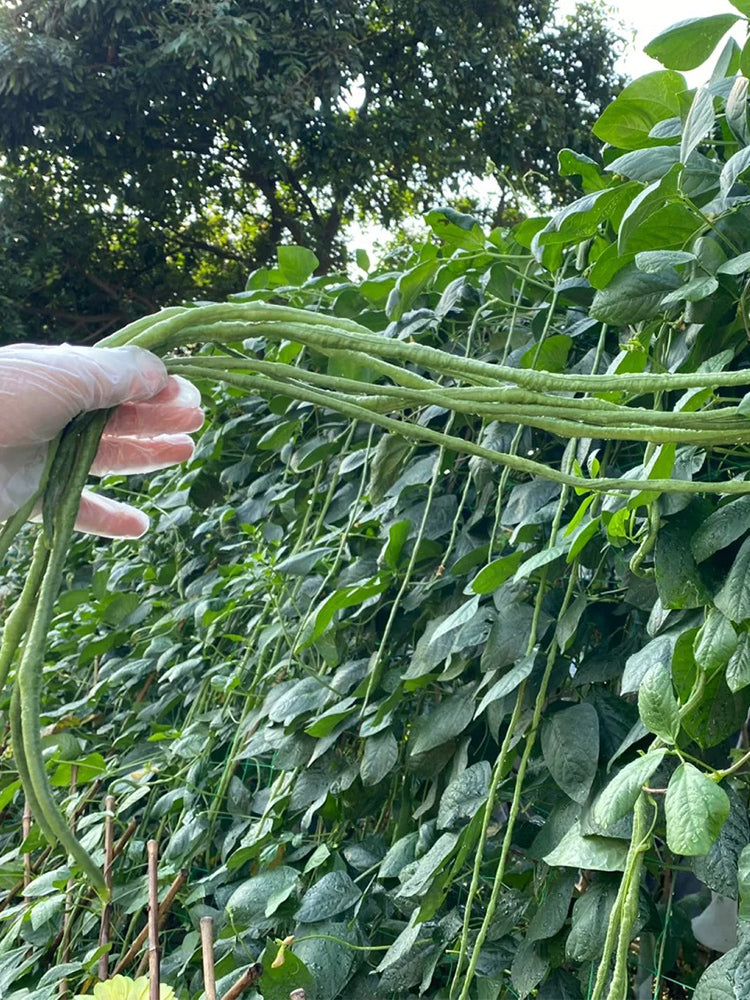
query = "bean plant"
xmin=5 ymin=10 xmax=750 ymax=999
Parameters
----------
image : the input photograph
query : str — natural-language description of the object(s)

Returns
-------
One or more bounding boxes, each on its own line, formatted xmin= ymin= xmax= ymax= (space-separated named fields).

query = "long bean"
xmin=14 ymin=412 xmax=110 ymax=899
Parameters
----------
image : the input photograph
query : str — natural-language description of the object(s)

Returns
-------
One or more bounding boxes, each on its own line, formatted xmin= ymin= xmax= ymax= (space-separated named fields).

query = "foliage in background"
xmin=0 ymin=0 xmax=622 ymax=344
xmin=9 ymin=8 xmax=750 ymax=1000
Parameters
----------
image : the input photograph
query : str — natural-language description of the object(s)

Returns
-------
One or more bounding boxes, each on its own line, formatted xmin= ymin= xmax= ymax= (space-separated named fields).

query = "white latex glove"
xmin=0 ymin=344 xmax=204 ymax=538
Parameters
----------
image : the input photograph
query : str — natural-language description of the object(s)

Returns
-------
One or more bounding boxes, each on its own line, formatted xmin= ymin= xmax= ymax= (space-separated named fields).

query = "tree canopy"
xmin=0 ymin=0 xmax=621 ymax=343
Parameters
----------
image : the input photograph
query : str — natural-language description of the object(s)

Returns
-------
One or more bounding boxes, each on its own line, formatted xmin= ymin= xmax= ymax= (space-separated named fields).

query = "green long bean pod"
xmin=0 ymin=536 xmax=50 ymax=698
xmin=102 ymin=301 xmax=750 ymax=394
xmin=169 ymin=362 xmax=750 ymax=495
xmin=16 ymin=411 xmax=110 ymax=900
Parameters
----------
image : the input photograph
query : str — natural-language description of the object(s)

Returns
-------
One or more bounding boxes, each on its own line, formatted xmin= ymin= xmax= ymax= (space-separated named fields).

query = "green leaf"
xmin=693 ymin=787 xmax=750 ymax=898
xmin=368 ymin=434 xmax=411 ymax=502
xmin=424 ymin=207 xmax=485 ymax=249
xmin=718 ymin=250 xmax=750 ymax=276
xmin=726 ymin=75 xmax=750 ymax=144
xmin=727 ymin=632 xmax=750 ymax=692
xmin=257 ymin=942 xmax=315 ymax=1000
xmin=680 ymin=87 xmax=715 ymax=163
xmin=654 ymin=516 xmax=712 ymax=609
xmin=660 ymin=275 xmax=719 ymax=305
xmin=590 ymin=263 xmax=681 ymax=325
xmin=593 ymin=751 xmax=666 ymax=827
xmin=593 ymin=71 xmax=687 ymax=150
xmin=721 ymin=146 xmax=750 ymax=195
xmin=558 ymin=148 xmax=608 ymax=192
xmin=665 ymin=763 xmax=730 ymax=856
xmin=635 ymin=250 xmax=696 ymax=272
xmin=226 ymin=867 xmax=299 ymax=924
xmin=692 ymin=496 xmax=750 ymax=562
xmin=295 ymin=871 xmax=361 ymax=922
xmin=566 ymin=880 xmax=619 ymax=961
xmin=304 ymin=574 xmax=390 ymax=646
xmin=644 ymin=15 xmax=741 ymax=70
xmin=622 ymin=631 xmax=679 ymax=694
xmin=470 ymin=551 xmax=523 ymax=594
xmin=638 ymin=665 xmax=680 ymax=742
xmin=437 ymin=761 xmax=491 ymax=831
xmin=276 ymin=245 xmax=319 ymax=285
xmin=541 ymin=703 xmax=599 ymax=803
xmin=715 ymin=536 xmax=750 ymax=623
xmin=515 ymin=542 xmax=569 ymax=581
xmin=527 ymin=870 xmax=578 ymax=942
xmin=543 ymin=821 xmax=628 ymax=871
xmin=408 ymin=686 xmax=476 ymax=756
xmin=51 ymin=752 xmax=107 ymax=788
xmin=739 ymin=843 xmax=750 ymax=920
xmin=694 ymin=609 xmax=738 ymax=674
xmin=360 ymin=729 xmax=399 ymax=787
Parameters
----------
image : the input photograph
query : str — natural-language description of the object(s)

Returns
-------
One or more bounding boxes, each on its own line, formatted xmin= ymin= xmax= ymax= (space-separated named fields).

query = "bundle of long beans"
xmin=3 ymin=299 xmax=750 ymax=895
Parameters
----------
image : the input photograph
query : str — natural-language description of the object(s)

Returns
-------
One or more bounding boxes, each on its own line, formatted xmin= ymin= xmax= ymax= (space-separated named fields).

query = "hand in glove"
xmin=0 ymin=344 xmax=204 ymax=537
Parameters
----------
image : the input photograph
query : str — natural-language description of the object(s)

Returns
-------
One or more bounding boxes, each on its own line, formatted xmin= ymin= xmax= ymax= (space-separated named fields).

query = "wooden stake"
xmin=200 ymin=916 xmax=217 ymax=1000
xmin=147 ymin=840 xmax=160 ymax=1000
xmin=121 ymin=869 xmax=187 ymax=978
xmin=219 ymin=964 xmax=263 ymax=1000
xmin=98 ymin=794 xmax=115 ymax=980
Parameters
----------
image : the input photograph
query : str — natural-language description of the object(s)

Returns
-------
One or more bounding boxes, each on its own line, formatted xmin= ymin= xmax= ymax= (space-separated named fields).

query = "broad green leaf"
xmin=694 ymin=609 xmax=738 ymax=674
xmin=470 ymin=551 xmax=523 ymax=593
xmin=590 ymin=263 xmax=681 ymax=325
xmin=692 ymin=496 xmax=750 ymax=562
xmin=654 ymin=516 xmax=712 ymax=609
xmin=277 ymin=244 xmax=319 ymax=285
xmin=295 ymin=871 xmax=361 ymax=922
xmin=715 ymin=536 xmax=750 ymax=623
xmin=303 ymin=574 xmax=390 ymax=646
xmin=739 ymin=843 xmax=750 ymax=920
xmin=593 ymin=71 xmax=686 ymax=150
xmin=593 ymin=751 xmax=667 ymax=827
xmin=257 ymin=943 xmax=315 ymax=1000
xmin=665 ymin=763 xmax=730 ymax=856
xmin=635 ymin=250 xmax=696 ymax=272
xmin=638 ymin=665 xmax=680 ymax=742
xmin=526 ymin=870 xmax=578 ymax=942
xmin=424 ymin=207 xmax=485 ymax=249
xmin=226 ymin=867 xmax=299 ymax=924
xmin=437 ymin=761 xmax=491 ymax=830
xmin=51 ymin=752 xmax=107 ymax=788
xmin=558 ymin=148 xmax=608 ymax=192
xmin=511 ymin=939 xmax=549 ymax=998
xmin=726 ymin=75 xmax=750 ymax=144
xmin=515 ymin=542 xmax=569 ymax=581
xmin=721 ymin=146 xmax=750 ymax=195
xmin=566 ymin=880 xmax=619 ymax=961
xmin=408 ymin=686 xmax=476 ymax=756
xmin=541 ymin=703 xmax=600 ymax=804
xmin=644 ymin=15 xmax=741 ymax=70
xmin=622 ymin=631 xmax=679 ymax=695
xmin=693 ymin=787 xmax=750 ymax=898
xmin=727 ymin=632 xmax=750 ymax=692
xmin=543 ymin=821 xmax=628 ymax=871
xmin=368 ymin=434 xmax=411 ymax=502
xmin=680 ymin=87 xmax=715 ymax=162
xmin=360 ymin=729 xmax=399 ymax=786
xmin=474 ymin=653 xmax=536 ymax=716
xmin=717 ymin=250 xmax=750 ymax=275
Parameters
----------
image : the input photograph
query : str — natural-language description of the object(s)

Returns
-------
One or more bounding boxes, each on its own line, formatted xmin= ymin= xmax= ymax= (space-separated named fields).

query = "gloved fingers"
xmin=74 ymin=490 xmax=150 ymax=538
xmin=0 ymin=344 xmax=169 ymax=446
xmin=103 ymin=376 xmax=204 ymax=437
xmin=89 ymin=433 xmax=196 ymax=476
xmin=0 ymin=443 xmax=48 ymax=522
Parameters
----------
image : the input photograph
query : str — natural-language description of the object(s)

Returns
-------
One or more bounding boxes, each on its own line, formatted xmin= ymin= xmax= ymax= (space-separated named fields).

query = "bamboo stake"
xmin=200 ymin=916 xmax=217 ymax=1000
xmin=117 ymin=869 xmax=186 ymax=976
xmin=98 ymin=794 xmax=115 ymax=980
xmin=147 ymin=840 xmax=160 ymax=1000
xmin=59 ymin=765 xmax=78 ymax=999
xmin=219 ymin=964 xmax=263 ymax=1000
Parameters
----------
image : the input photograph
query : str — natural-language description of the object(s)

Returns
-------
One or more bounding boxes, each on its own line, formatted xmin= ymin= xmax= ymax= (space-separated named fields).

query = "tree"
xmin=0 ymin=0 xmax=622 ymax=343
